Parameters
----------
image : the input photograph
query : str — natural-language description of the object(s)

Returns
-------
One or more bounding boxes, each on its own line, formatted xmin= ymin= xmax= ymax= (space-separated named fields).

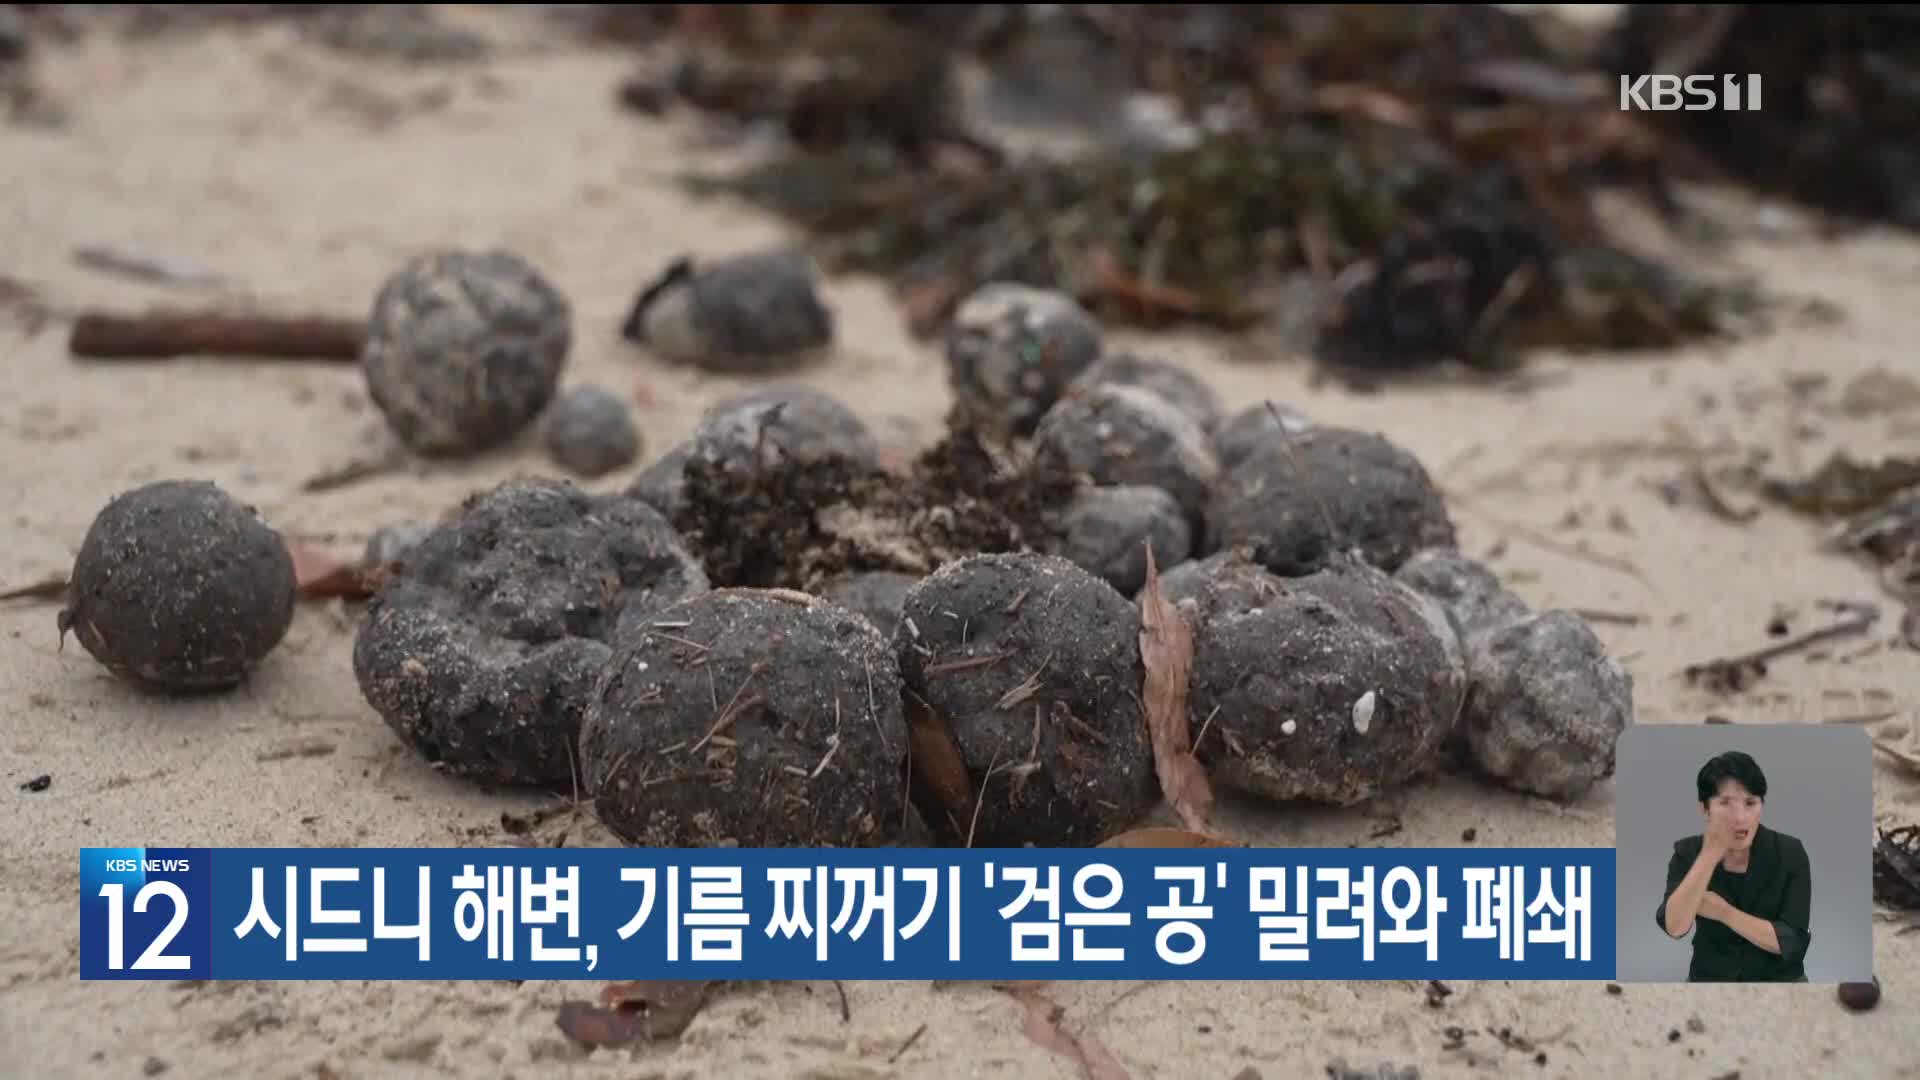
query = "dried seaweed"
xmin=1606 ymin=6 xmax=1920 ymax=230
xmin=646 ymin=5 xmax=1771 ymax=371
xmin=1874 ymin=823 xmax=1920 ymax=911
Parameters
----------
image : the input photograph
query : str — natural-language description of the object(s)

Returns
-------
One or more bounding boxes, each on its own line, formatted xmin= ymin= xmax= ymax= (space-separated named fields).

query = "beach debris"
xmin=1066 ymin=352 xmax=1225 ymax=434
xmin=896 ymin=553 xmax=1157 ymax=847
xmin=555 ymin=980 xmax=711 ymax=1048
xmin=1459 ymin=611 xmax=1632 ymax=800
xmin=628 ymin=383 xmax=880 ymax=522
xmin=945 ymin=282 xmax=1104 ymax=437
xmin=1048 ymin=485 xmax=1191 ymax=597
xmin=353 ymin=479 xmax=707 ymax=788
xmin=621 ymin=249 xmax=834 ymax=374
xmin=904 ymin=690 xmax=973 ymax=833
xmin=670 ymin=421 xmax=1073 ymax=592
xmin=1394 ymin=547 xmax=1532 ymax=643
xmin=1160 ymin=551 xmax=1465 ymax=806
xmin=60 ymin=480 xmax=296 ymax=693
xmin=362 ymin=522 xmax=435 ymax=570
xmin=1683 ymin=601 xmax=1880 ymax=695
xmin=360 ymin=249 xmax=572 ymax=456
xmin=1205 ymin=426 xmax=1457 ymax=577
xmin=1764 ymin=453 xmax=1920 ymax=517
xmin=20 ymin=774 xmax=51 ymax=793
xmin=68 ymin=310 xmax=363 ymax=361
xmin=656 ymin=6 xmax=1785 ymax=367
xmin=1139 ymin=547 xmax=1213 ymax=835
xmin=1836 ymin=976 xmax=1881 ymax=1012
xmin=1034 ymin=384 xmax=1220 ymax=525
xmin=544 ymin=384 xmax=642 ymax=479
xmin=0 ymin=572 xmax=68 ymax=603
xmin=1874 ymin=823 xmax=1920 ymax=910
xmin=998 ymin=982 xmax=1133 ymax=1080
xmin=1396 ymin=545 xmax=1634 ymax=795
xmin=817 ymin=569 xmax=919 ymax=638
xmin=288 ymin=546 xmax=379 ymax=603
xmin=582 ymin=588 xmax=906 ymax=848
xmin=1606 ymin=7 xmax=1920 ymax=230
xmin=1212 ymin=402 xmax=1315 ymax=472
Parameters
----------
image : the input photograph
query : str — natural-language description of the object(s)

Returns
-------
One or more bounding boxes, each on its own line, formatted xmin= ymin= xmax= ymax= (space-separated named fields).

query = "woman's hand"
xmin=1702 ymin=806 xmax=1739 ymax=858
xmin=1698 ymin=891 xmax=1730 ymax=922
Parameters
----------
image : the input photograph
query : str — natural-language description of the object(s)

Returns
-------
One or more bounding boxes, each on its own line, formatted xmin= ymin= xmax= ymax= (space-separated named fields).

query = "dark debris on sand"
xmin=673 ymin=425 xmax=1080 ymax=593
xmin=634 ymin=5 xmax=1815 ymax=374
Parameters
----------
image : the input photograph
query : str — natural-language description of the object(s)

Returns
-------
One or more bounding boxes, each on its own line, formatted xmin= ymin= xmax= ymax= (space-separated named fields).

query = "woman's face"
xmin=1703 ymin=778 xmax=1764 ymax=851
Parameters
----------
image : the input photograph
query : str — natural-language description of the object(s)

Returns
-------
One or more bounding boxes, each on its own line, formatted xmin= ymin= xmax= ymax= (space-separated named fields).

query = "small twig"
xmin=689 ymin=666 xmax=763 ymax=755
xmin=832 ymin=980 xmax=850 ymax=1024
xmin=888 ymin=1022 xmax=929 ymax=1064
xmin=1572 ymin=608 xmax=1646 ymax=626
xmin=1686 ymin=602 xmax=1880 ymax=685
xmin=865 ymin=658 xmax=889 ymax=754
xmin=1827 ymin=710 xmax=1900 ymax=725
xmin=301 ymin=446 xmax=407 ymax=493
xmin=69 ymin=310 xmax=364 ymax=361
xmin=925 ymin=651 xmax=1015 ymax=677
xmin=0 ymin=573 xmax=67 ymax=603
xmin=965 ymin=746 xmax=1005 ymax=850
xmin=995 ymin=653 xmax=1053 ymax=711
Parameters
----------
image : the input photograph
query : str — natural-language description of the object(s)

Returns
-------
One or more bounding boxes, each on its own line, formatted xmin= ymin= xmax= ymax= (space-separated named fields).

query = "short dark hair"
xmin=1696 ymin=751 xmax=1767 ymax=804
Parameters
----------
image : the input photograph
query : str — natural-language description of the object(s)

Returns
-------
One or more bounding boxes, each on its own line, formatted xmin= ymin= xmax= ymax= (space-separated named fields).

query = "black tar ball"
xmin=818 ymin=570 xmax=920 ymax=637
xmin=1048 ymin=484 xmax=1191 ymax=597
xmin=361 ymin=249 xmax=572 ymax=456
xmin=895 ymin=552 xmax=1157 ymax=847
xmin=1033 ymin=383 xmax=1220 ymax=524
xmin=353 ymin=479 xmax=708 ymax=788
xmin=945 ymin=282 xmax=1103 ymax=436
xmin=1460 ymin=610 xmax=1633 ymax=800
xmin=63 ymin=480 xmax=297 ymax=693
xmin=544 ymin=384 xmax=642 ymax=478
xmin=622 ymin=249 xmax=834 ymax=374
xmin=580 ymin=588 xmax=908 ymax=847
xmin=1212 ymin=400 xmax=1314 ymax=472
xmin=626 ymin=383 xmax=880 ymax=520
xmin=1066 ymin=351 xmax=1224 ymax=433
xmin=1205 ymin=425 xmax=1456 ymax=577
xmin=1161 ymin=552 xmax=1465 ymax=806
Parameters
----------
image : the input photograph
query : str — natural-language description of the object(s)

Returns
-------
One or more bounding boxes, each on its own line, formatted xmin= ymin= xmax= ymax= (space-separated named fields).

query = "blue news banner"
xmin=79 ymin=847 xmax=1617 ymax=981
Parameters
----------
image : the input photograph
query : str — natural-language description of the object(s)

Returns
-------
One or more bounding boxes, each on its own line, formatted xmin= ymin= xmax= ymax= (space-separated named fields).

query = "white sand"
xmin=2 ymin=12 xmax=1918 ymax=1079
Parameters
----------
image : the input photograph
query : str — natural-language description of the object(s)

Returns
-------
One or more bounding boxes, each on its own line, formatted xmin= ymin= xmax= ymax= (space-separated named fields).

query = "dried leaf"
xmin=1098 ymin=827 xmax=1242 ymax=849
xmin=906 ymin=691 xmax=973 ymax=824
xmin=557 ymin=980 xmax=711 ymax=1048
xmin=601 ymin=980 xmax=711 ymax=1039
xmin=0 ymin=573 xmax=68 ymax=603
xmin=555 ymin=1002 xmax=647 ymax=1048
xmin=999 ymin=983 xmax=1133 ymax=1080
xmin=1137 ymin=546 xmax=1214 ymax=834
xmin=289 ymin=546 xmax=380 ymax=601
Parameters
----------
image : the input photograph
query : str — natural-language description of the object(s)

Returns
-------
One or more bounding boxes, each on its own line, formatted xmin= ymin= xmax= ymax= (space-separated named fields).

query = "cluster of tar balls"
xmin=60 ymin=268 xmax=1632 ymax=850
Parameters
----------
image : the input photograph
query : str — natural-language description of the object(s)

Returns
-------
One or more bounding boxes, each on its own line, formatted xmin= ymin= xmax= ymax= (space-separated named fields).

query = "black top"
xmin=1654 ymin=823 xmax=1812 ymax=982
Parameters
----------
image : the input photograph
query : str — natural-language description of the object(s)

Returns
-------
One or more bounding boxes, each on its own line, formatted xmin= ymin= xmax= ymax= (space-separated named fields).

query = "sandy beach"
xmin=3 ymin=9 xmax=1918 ymax=1079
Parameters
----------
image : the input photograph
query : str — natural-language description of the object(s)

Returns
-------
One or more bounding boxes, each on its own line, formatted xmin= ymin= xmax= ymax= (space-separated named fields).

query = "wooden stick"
xmin=69 ymin=311 xmax=365 ymax=361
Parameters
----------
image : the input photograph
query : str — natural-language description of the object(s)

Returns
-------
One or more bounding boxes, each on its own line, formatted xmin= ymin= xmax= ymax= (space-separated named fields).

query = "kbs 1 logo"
xmin=1619 ymin=74 xmax=1762 ymax=112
